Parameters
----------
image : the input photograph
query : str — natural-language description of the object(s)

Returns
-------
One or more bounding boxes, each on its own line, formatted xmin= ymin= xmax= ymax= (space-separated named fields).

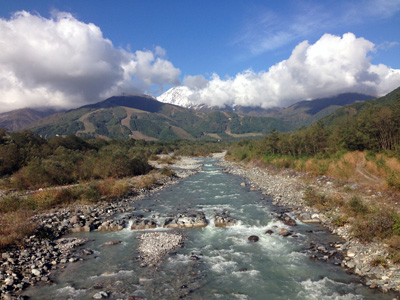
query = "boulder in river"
xmin=214 ymin=210 xmax=236 ymax=227
xmin=131 ymin=218 xmax=157 ymax=230
xmin=163 ymin=211 xmax=207 ymax=228
xmin=248 ymin=235 xmax=259 ymax=242
xmin=278 ymin=213 xmax=297 ymax=226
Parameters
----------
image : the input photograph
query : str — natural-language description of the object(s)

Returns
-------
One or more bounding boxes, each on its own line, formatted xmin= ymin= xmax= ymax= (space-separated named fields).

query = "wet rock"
xmin=104 ymin=241 xmax=122 ymax=245
xmin=163 ymin=211 xmax=207 ymax=228
xmin=240 ymin=182 xmax=246 ymax=187
xmin=93 ymin=291 xmax=109 ymax=299
xmin=214 ymin=210 xmax=236 ymax=227
xmin=131 ymin=218 xmax=157 ymax=230
xmin=264 ymin=230 xmax=274 ymax=235
xmin=248 ymin=235 xmax=259 ymax=242
xmin=278 ymin=213 xmax=297 ymax=226
xmin=98 ymin=220 xmax=125 ymax=232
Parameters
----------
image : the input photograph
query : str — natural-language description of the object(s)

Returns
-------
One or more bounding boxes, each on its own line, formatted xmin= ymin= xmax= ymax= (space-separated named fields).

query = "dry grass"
xmin=135 ymin=174 xmax=158 ymax=189
xmin=0 ymin=210 xmax=36 ymax=249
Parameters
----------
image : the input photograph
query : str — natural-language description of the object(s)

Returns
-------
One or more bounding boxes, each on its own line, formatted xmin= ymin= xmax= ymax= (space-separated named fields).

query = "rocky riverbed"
xmin=0 ymin=163 xmax=199 ymax=300
xmin=219 ymin=159 xmax=400 ymax=295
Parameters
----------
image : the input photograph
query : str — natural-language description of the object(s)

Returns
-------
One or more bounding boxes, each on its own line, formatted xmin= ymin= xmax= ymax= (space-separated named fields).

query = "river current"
xmin=24 ymin=158 xmax=393 ymax=299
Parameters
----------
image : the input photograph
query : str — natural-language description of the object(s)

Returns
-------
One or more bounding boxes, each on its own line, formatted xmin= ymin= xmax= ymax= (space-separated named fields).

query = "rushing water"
xmin=24 ymin=158 xmax=394 ymax=300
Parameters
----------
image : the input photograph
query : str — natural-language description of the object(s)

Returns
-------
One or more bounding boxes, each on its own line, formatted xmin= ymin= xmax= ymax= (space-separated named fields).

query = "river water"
xmin=24 ymin=158 xmax=394 ymax=300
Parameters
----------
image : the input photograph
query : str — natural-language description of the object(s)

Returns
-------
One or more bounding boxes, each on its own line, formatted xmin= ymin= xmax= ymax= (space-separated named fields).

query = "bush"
xmin=352 ymin=209 xmax=395 ymax=242
xmin=160 ymin=167 xmax=176 ymax=177
xmin=136 ymin=175 xmax=157 ymax=189
xmin=303 ymin=187 xmax=328 ymax=208
xmin=348 ymin=196 xmax=369 ymax=215
xmin=387 ymin=171 xmax=400 ymax=190
xmin=96 ymin=180 xmax=131 ymax=201
xmin=370 ymin=256 xmax=388 ymax=268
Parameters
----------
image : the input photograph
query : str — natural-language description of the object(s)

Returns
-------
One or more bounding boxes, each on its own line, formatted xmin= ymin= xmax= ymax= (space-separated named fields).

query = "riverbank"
xmin=0 ymin=158 xmax=201 ymax=300
xmin=219 ymin=158 xmax=400 ymax=295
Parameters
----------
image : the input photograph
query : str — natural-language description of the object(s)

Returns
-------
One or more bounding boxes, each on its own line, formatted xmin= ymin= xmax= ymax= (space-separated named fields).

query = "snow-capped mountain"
xmin=157 ymin=86 xmax=198 ymax=108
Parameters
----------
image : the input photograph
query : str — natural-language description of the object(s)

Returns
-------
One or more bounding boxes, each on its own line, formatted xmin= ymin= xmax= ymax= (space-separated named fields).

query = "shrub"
xmin=348 ymin=196 xmax=369 ymax=215
xmin=0 ymin=194 xmax=23 ymax=214
xmin=96 ymin=180 xmax=131 ymax=201
xmin=370 ymin=257 xmax=388 ymax=268
xmin=303 ymin=187 xmax=328 ymax=208
xmin=160 ymin=167 xmax=176 ymax=177
xmin=387 ymin=171 xmax=400 ymax=190
xmin=136 ymin=175 xmax=157 ymax=189
xmin=387 ymin=236 xmax=400 ymax=264
xmin=81 ymin=183 xmax=101 ymax=203
xmin=352 ymin=209 xmax=395 ymax=242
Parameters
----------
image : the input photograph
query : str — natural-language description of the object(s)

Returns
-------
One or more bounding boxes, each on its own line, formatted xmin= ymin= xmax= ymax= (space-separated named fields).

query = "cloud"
xmin=183 ymin=75 xmax=208 ymax=90
xmin=0 ymin=11 xmax=181 ymax=113
xmin=177 ymin=33 xmax=400 ymax=108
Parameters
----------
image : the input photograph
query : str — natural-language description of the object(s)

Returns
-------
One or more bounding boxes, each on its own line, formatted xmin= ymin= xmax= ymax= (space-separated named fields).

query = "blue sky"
xmin=0 ymin=0 xmax=399 ymax=111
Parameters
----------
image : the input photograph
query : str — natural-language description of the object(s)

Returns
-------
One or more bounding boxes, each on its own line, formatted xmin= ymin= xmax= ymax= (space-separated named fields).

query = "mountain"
xmin=321 ymin=86 xmax=400 ymax=126
xmin=29 ymin=95 xmax=293 ymax=140
xmin=271 ymin=93 xmax=374 ymax=127
xmin=158 ymin=87 xmax=374 ymax=128
xmin=0 ymin=108 xmax=60 ymax=132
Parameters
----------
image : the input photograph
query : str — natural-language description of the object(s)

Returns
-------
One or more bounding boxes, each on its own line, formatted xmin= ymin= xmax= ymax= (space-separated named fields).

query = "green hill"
xmin=321 ymin=86 xmax=400 ymax=126
xmin=29 ymin=95 xmax=294 ymax=140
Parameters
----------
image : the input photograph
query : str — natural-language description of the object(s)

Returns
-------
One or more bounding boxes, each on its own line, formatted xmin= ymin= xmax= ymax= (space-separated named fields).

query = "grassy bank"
xmin=227 ymin=143 xmax=400 ymax=265
xmin=0 ymin=170 xmax=176 ymax=249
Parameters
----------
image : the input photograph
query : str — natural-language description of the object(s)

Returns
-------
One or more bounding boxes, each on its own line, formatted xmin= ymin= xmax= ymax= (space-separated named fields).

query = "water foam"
xmin=55 ymin=285 xmax=86 ymax=298
xmin=298 ymin=277 xmax=364 ymax=300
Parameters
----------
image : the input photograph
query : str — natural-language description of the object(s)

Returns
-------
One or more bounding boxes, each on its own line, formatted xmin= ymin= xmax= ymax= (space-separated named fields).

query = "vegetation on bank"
xmin=0 ymin=131 xmax=225 ymax=249
xmin=227 ymin=92 xmax=400 ymax=263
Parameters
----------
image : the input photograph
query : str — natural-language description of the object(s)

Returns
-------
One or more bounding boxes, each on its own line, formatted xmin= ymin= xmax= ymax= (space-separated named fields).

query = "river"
xmin=23 ymin=158 xmax=394 ymax=299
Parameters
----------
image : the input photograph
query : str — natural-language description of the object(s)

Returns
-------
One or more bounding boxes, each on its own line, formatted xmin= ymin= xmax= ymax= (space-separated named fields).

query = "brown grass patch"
xmin=0 ymin=210 xmax=36 ymax=249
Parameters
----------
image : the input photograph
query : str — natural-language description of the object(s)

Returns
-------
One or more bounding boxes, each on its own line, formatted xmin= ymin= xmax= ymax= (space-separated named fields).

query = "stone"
xmin=214 ymin=210 xmax=236 ymax=227
xmin=240 ymin=182 xmax=246 ymax=187
xmin=248 ymin=235 xmax=259 ymax=242
xmin=31 ymin=269 xmax=41 ymax=276
xmin=4 ymin=277 xmax=14 ymax=286
xmin=264 ymin=230 xmax=274 ymax=235
xmin=163 ymin=211 xmax=207 ymax=228
xmin=93 ymin=291 xmax=108 ymax=299
xmin=131 ymin=218 xmax=157 ymax=230
xmin=104 ymin=241 xmax=122 ymax=245
xmin=280 ymin=214 xmax=296 ymax=226
xmin=347 ymin=249 xmax=356 ymax=258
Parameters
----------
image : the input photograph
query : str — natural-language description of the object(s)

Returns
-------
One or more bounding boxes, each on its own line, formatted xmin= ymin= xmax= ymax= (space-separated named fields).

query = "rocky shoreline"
xmin=219 ymin=159 xmax=400 ymax=295
xmin=3 ymin=153 xmax=400 ymax=298
xmin=0 ymin=167 xmax=198 ymax=300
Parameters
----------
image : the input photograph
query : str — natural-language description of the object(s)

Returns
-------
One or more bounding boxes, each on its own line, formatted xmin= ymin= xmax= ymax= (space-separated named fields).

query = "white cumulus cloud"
xmin=178 ymin=33 xmax=400 ymax=108
xmin=0 ymin=11 xmax=181 ymax=113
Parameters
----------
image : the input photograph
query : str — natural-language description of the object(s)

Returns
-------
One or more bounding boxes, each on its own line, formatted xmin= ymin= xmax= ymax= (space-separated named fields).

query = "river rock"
xmin=93 ymin=291 xmax=108 ymax=299
xmin=279 ymin=213 xmax=297 ymax=226
xmin=248 ymin=235 xmax=259 ymax=242
xmin=163 ymin=211 xmax=207 ymax=228
xmin=104 ymin=241 xmax=122 ymax=245
xmin=214 ymin=210 xmax=236 ymax=227
xmin=131 ymin=218 xmax=157 ymax=230
xmin=264 ymin=229 xmax=274 ymax=235
xmin=98 ymin=220 xmax=125 ymax=232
